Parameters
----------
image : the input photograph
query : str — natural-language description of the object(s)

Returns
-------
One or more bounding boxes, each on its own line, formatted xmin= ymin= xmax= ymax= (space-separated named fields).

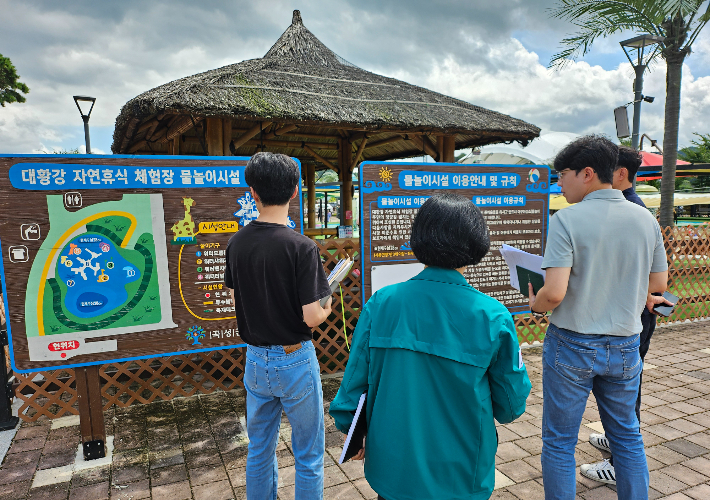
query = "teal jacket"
xmin=329 ymin=267 xmax=531 ymax=500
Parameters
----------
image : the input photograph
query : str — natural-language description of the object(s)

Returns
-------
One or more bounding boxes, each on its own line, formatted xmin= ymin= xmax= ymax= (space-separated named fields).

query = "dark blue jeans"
xmin=541 ymin=325 xmax=648 ymax=500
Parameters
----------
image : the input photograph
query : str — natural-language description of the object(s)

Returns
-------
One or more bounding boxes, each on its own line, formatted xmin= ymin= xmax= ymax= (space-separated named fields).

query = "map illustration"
xmin=26 ymin=193 xmax=176 ymax=361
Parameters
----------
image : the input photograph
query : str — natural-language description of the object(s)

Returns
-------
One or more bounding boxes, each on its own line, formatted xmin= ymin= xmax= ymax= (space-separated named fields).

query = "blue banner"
xmin=397 ymin=170 xmax=520 ymax=190
xmin=9 ymin=163 xmax=247 ymax=190
xmin=473 ymin=195 xmax=526 ymax=207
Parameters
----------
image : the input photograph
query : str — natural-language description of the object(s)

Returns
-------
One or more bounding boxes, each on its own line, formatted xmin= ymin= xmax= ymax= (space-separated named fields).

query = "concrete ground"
xmin=2 ymin=321 xmax=710 ymax=499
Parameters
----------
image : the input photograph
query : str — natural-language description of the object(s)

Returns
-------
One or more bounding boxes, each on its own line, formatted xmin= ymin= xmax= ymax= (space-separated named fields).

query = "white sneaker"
xmin=588 ymin=432 xmax=611 ymax=453
xmin=580 ymin=459 xmax=616 ymax=485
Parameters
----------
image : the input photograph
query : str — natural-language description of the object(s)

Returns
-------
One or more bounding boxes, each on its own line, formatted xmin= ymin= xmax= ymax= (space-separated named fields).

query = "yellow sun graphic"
xmin=379 ymin=166 xmax=393 ymax=182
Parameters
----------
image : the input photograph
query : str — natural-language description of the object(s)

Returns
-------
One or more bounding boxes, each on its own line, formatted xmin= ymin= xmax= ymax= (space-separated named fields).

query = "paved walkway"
xmin=2 ymin=322 xmax=710 ymax=499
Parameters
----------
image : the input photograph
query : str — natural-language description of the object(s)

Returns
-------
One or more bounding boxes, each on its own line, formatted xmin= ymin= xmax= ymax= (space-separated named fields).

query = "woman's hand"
xmin=352 ymin=437 xmax=366 ymax=460
xmin=343 ymin=434 xmax=366 ymax=461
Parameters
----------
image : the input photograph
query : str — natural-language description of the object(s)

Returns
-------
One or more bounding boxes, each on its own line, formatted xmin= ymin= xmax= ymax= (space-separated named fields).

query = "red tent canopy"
xmin=640 ymin=151 xmax=690 ymax=167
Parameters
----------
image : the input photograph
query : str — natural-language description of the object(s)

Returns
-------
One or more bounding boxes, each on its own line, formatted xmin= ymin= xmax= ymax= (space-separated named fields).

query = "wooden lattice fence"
xmin=8 ymin=227 xmax=710 ymax=421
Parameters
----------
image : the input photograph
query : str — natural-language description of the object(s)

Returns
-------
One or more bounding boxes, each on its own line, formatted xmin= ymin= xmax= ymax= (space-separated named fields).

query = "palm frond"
xmin=549 ymin=1 xmax=662 ymax=68
xmin=661 ymin=0 xmax=706 ymax=18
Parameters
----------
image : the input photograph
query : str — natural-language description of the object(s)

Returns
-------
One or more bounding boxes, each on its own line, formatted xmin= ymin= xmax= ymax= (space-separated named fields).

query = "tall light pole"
xmin=619 ymin=35 xmax=664 ymax=152
xmin=73 ymin=96 xmax=96 ymax=154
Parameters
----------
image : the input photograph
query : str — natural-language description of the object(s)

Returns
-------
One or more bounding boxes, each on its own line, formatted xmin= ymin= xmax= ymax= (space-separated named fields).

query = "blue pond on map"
xmin=56 ymin=234 xmax=141 ymax=319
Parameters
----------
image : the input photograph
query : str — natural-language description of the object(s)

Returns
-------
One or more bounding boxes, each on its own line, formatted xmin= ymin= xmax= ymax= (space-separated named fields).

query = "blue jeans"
xmin=541 ymin=325 xmax=649 ymax=500
xmin=244 ymin=342 xmax=324 ymax=500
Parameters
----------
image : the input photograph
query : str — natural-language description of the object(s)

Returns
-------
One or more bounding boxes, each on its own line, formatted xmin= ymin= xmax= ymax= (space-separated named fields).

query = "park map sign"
xmin=359 ymin=161 xmax=549 ymax=313
xmin=0 ymin=155 xmax=303 ymax=373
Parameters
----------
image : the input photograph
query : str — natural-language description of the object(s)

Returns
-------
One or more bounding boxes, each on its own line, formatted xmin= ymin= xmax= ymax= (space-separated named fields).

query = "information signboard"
xmin=0 ymin=155 xmax=303 ymax=373
xmin=359 ymin=161 xmax=549 ymax=313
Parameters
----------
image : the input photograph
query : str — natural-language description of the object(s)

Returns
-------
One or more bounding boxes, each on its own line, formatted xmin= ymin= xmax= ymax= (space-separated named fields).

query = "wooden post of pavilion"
xmin=306 ymin=163 xmax=316 ymax=228
xmin=222 ymin=119 xmax=232 ymax=156
xmin=339 ymin=138 xmax=354 ymax=227
xmin=438 ymin=135 xmax=456 ymax=163
xmin=206 ymin=118 xmax=223 ymax=156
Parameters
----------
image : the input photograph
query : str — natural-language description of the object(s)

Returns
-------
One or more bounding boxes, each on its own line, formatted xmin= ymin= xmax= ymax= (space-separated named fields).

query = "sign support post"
xmin=0 ymin=327 xmax=19 ymax=431
xmin=75 ymin=365 xmax=106 ymax=460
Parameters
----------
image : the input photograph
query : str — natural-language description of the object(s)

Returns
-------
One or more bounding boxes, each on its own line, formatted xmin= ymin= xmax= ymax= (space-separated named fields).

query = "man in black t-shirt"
xmin=225 ymin=152 xmax=332 ymax=499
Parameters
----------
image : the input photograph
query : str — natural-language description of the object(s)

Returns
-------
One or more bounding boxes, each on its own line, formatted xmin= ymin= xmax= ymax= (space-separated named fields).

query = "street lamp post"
xmin=73 ymin=96 xmax=96 ymax=154
xmin=619 ymin=35 xmax=664 ymax=151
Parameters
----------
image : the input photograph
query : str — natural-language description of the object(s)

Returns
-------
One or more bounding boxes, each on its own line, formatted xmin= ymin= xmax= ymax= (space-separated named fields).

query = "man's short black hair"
xmin=553 ymin=135 xmax=618 ymax=185
xmin=410 ymin=193 xmax=490 ymax=269
xmin=616 ymin=146 xmax=643 ymax=182
xmin=244 ymin=152 xmax=300 ymax=206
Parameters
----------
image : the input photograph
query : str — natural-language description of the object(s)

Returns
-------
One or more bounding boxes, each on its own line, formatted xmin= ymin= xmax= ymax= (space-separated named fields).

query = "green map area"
xmin=26 ymin=194 xmax=170 ymax=340
xmin=41 ymin=218 xmax=161 ymax=335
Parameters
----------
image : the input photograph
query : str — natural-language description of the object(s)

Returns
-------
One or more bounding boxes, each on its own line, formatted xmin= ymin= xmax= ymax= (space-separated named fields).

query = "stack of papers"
xmin=320 ymin=257 xmax=354 ymax=306
xmin=499 ymin=244 xmax=546 ymax=296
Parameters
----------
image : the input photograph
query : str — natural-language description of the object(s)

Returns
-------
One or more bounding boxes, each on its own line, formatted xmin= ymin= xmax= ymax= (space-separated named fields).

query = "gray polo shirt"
xmin=542 ymin=189 xmax=667 ymax=336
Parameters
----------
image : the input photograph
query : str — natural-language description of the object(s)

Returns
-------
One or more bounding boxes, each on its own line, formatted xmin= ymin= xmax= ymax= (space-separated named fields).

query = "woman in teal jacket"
xmin=330 ymin=193 xmax=532 ymax=500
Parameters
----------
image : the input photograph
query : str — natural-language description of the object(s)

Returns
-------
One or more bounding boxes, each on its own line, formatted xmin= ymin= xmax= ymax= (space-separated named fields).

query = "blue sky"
xmin=2 ymin=0 xmax=710 ymax=155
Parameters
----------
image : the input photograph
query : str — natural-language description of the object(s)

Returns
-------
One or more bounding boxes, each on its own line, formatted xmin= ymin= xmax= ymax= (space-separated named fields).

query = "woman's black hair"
xmin=410 ymin=192 xmax=490 ymax=269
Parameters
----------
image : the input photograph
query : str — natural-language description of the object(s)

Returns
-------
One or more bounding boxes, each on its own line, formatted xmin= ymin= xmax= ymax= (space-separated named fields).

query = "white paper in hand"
xmin=499 ymin=244 xmax=546 ymax=292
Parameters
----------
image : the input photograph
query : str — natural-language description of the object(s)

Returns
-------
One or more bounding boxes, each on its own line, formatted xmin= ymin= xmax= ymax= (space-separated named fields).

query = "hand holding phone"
xmin=651 ymin=291 xmax=678 ymax=317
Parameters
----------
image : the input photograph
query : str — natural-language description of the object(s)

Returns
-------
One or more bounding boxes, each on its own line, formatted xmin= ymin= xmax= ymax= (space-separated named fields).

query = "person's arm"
xmin=489 ymin=315 xmax=532 ymax=424
xmin=528 ymin=267 xmax=571 ymax=313
xmin=646 ymin=270 xmax=672 ymax=312
xmin=297 ymin=246 xmax=334 ymax=327
xmin=302 ymin=297 xmax=332 ymax=327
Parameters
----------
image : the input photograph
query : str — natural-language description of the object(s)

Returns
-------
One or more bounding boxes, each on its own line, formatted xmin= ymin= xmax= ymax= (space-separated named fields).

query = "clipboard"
xmin=515 ymin=265 xmax=545 ymax=297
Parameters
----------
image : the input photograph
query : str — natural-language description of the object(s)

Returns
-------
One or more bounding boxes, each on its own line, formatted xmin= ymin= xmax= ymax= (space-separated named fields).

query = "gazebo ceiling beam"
xmin=402 ymin=134 xmax=437 ymax=160
xmin=182 ymin=136 xmax=338 ymax=150
xmin=263 ymin=124 xmax=298 ymax=139
xmin=303 ymin=144 xmax=338 ymax=173
xmin=245 ymin=139 xmax=338 ymax=150
xmin=136 ymin=118 xmax=159 ymax=135
xmin=350 ymin=137 xmax=368 ymax=170
xmin=364 ymin=136 xmax=404 ymax=150
xmin=231 ymin=121 xmax=273 ymax=150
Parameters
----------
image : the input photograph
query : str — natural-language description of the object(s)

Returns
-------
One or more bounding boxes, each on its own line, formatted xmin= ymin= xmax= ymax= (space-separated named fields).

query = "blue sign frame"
xmin=359 ymin=161 xmax=550 ymax=315
xmin=0 ymin=154 xmax=304 ymax=373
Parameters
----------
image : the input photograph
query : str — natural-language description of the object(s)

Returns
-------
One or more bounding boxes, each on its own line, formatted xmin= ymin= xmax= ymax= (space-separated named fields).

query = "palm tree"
xmin=549 ymin=0 xmax=710 ymax=227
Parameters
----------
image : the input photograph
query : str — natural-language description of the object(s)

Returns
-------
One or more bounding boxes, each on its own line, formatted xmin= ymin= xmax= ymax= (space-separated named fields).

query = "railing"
xmin=8 ymin=227 xmax=710 ymax=421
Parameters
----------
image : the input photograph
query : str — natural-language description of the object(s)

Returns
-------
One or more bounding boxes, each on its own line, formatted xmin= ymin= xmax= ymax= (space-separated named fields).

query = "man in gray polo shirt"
xmin=528 ymin=135 xmax=668 ymax=500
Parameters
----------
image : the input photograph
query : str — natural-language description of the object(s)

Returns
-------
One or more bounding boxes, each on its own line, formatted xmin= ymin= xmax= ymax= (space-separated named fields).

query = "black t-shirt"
xmin=224 ymin=221 xmax=331 ymax=346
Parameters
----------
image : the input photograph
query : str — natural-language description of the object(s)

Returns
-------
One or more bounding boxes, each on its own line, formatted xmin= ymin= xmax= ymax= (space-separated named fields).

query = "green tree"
xmin=679 ymin=133 xmax=710 ymax=188
xmin=550 ymin=1 xmax=710 ymax=227
xmin=0 ymin=54 xmax=29 ymax=107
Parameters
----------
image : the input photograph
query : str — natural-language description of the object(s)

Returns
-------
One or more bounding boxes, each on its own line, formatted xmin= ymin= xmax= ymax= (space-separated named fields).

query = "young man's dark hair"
xmin=616 ymin=146 xmax=643 ymax=182
xmin=410 ymin=193 xmax=490 ymax=269
xmin=553 ymin=135 xmax=618 ymax=185
xmin=244 ymin=152 xmax=300 ymax=205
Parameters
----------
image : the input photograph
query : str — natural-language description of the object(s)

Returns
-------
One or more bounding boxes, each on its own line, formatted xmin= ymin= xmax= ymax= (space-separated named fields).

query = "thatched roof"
xmin=111 ymin=10 xmax=540 ymax=163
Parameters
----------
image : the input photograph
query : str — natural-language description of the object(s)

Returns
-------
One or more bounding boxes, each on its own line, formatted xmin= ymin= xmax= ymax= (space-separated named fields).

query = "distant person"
xmin=225 ymin=152 xmax=333 ymax=500
xmin=528 ymin=136 xmax=669 ymax=500
xmin=326 ymin=209 xmax=331 ymax=223
xmin=581 ymin=146 xmax=672 ymax=486
xmin=330 ymin=193 xmax=531 ymax=500
xmin=317 ymin=205 xmax=323 ymax=223
xmin=674 ymin=208 xmax=679 ymax=224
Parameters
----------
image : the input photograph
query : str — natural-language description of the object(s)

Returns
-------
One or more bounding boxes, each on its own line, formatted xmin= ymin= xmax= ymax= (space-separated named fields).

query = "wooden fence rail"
xmin=8 ymin=226 xmax=710 ymax=421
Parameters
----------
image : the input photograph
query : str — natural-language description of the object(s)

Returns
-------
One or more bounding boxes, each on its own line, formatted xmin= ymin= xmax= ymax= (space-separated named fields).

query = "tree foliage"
xmin=679 ymin=133 xmax=710 ymax=164
xmin=549 ymin=0 xmax=710 ymax=226
xmin=0 ymin=54 xmax=29 ymax=107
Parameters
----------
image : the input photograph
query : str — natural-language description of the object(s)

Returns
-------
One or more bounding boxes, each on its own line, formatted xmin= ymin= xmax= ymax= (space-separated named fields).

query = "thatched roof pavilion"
xmin=111 ymin=10 xmax=540 ymax=229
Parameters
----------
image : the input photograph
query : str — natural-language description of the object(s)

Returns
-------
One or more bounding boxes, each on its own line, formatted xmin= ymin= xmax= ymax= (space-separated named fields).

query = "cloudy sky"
xmin=2 ymin=0 xmax=710 ymax=155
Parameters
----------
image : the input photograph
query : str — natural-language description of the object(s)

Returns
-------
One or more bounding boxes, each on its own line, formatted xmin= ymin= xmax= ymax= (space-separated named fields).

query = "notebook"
xmin=320 ymin=257 xmax=354 ymax=307
xmin=338 ymin=392 xmax=367 ymax=464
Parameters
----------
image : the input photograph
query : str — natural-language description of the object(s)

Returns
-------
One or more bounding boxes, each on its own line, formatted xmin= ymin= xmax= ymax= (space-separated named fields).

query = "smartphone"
xmin=653 ymin=291 xmax=679 ymax=317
